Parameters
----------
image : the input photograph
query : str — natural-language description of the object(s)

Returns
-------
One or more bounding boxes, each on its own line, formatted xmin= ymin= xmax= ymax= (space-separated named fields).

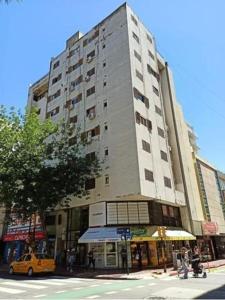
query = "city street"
xmin=1 ymin=269 xmax=225 ymax=299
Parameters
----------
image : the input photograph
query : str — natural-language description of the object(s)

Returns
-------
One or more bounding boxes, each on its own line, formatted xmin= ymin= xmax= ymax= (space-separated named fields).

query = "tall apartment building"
xmin=6 ymin=3 xmax=203 ymax=268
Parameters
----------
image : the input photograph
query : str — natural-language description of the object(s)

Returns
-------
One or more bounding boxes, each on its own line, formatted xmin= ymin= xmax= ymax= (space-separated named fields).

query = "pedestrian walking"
xmin=120 ymin=247 xmax=127 ymax=271
xmin=87 ymin=248 xmax=95 ymax=271
xmin=180 ymin=247 xmax=189 ymax=279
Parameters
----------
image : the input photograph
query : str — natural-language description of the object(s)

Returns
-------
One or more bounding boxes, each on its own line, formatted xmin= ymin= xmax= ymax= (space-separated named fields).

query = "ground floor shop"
xmin=78 ymin=226 xmax=196 ymax=269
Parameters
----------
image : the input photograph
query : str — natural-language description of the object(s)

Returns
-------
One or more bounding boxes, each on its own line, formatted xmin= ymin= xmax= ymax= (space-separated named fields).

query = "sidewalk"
xmin=1 ymin=259 xmax=225 ymax=280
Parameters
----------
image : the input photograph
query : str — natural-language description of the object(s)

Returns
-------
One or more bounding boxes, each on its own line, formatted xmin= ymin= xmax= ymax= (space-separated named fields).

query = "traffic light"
xmin=157 ymin=226 xmax=167 ymax=238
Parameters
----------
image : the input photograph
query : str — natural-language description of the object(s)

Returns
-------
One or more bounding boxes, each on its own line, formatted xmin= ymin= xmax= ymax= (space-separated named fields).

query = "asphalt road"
xmin=0 ymin=270 xmax=225 ymax=299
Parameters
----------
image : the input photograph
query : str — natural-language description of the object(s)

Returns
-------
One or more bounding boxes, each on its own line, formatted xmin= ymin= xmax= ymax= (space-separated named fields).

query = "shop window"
xmin=106 ymin=242 xmax=117 ymax=267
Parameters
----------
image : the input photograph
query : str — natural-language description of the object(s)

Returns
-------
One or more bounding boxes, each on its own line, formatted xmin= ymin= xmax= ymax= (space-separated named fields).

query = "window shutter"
xmin=147 ymin=120 xmax=152 ymax=131
xmin=136 ymin=112 xmax=141 ymax=124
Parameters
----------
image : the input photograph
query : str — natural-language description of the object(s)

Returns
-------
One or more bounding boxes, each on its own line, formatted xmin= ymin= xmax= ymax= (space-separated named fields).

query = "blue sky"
xmin=0 ymin=0 xmax=225 ymax=171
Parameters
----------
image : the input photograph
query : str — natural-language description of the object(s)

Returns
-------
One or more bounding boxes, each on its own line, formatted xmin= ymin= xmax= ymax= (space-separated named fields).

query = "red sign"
xmin=3 ymin=231 xmax=45 ymax=242
xmin=3 ymin=213 xmax=45 ymax=242
xmin=202 ymin=221 xmax=219 ymax=235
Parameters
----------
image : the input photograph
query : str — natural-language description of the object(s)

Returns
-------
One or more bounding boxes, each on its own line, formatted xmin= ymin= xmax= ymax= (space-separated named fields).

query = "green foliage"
xmin=0 ymin=106 xmax=101 ymax=219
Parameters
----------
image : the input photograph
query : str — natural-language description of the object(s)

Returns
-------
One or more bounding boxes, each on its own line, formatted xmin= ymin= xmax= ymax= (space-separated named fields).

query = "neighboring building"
xmin=7 ymin=3 xmax=214 ymax=268
xmin=194 ymin=156 xmax=225 ymax=259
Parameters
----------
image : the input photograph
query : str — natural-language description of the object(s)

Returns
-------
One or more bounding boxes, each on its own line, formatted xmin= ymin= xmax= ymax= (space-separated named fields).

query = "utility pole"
xmin=158 ymin=226 xmax=167 ymax=273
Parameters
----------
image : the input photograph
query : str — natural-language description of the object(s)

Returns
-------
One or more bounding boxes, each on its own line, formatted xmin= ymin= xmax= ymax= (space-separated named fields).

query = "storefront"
xmin=131 ymin=226 xmax=196 ymax=267
xmin=79 ymin=226 xmax=196 ymax=269
xmin=78 ymin=227 xmax=132 ymax=268
xmin=2 ymin=214 xmax=45 ymax=263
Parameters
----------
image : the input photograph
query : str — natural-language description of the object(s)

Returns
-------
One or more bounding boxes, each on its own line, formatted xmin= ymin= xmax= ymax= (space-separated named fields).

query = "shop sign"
xmin=202 ymin=221 xmax=219 ymax=235
xmin=89 ymin=202 xmax=106 ymax=227
xmin=131 ymin=227 xmax=147 ymax=237
xmin=3 ymin=213 xmax=45 ymax=242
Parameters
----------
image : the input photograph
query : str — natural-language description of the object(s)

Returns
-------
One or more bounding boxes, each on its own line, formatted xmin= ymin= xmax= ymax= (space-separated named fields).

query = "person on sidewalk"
xmin=180 ymin=247 xmax=189 ymax=279
xmin=120 ymin=247 xmax=127 ymax=271
xmin=136 ymin=245 xmax=142 ymax=270
xmin=87 ymin=248 xmax=95 ymax=271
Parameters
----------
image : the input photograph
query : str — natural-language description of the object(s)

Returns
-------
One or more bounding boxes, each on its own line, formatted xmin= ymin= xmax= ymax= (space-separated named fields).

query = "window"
xmin=58 ymin=214 xmax=62 ymax=225
xmin=102 ymin=44 xmax=106 ymax=49
xmin=160 ymin=150 xmax=168 ymax=162
xmin=147 ymin=33 xmax=153 ymax=43
xmin=69 ymin=115 xmax=77 ymax=123
xmin=148 ymin=50 xmax=155 ymax=60
xmin=147 ymin=64 xmax=159 ymax=81
xmin=103 ymin=81 xmax=107 ymax=87
xmin=24 ymin=255 xmax=32 ymax=261
xmin=103 ymin=61 xmax=106 ymax=67
xmin=164 ymin=176 xmax=172 ymax=188
xmin=86 ymin=152 xmax=96 ymax=162
xmin=131 ymin=15 xmax=138 ymax=26
xmin=104 ymin=147 xmax=109 ymax=156
xmin=53 ymin=60 xmax=60 ymax=69
xmin=105 ymin=175 xmax=109 ymax=185
xmin=86 ymin=86 xmax=95 ymax=97
xmin=87 ymin=50 xmax=95 ymax=60
xmin=48 ymin=89 xmax=61 ymax=102
xmin=71 ymin=93 xmax=82 ymax=105
xmin=87 ymin=67 xmax=95 ymax=77
xmin=104 ymin=122 xmax=108 ymax=131
xmin=67 ymin=59 xmax=83 ymax=74
xmin=133 ymin=87 xmax=149 ymax=108
xmin=47 ymin=106 xmax=60 ymax=118
xmin=85 ymin=178 xmax=95 ymax=190
xmin=158 ymin=127 xmax=165 ymax=138
xmin=70 ymin=75 xmax=83 ymax=91
xmin=132 ymin=32 xmax=139 ymax=43
xmin=153 ymin=86 xmax=159 ymax=96
xmin=136 ymin=111 xmax=152 ymax=131
xmin=134 ymin=50 xmax=141 ymax=62
xmin=155 ymin=105 xmax=162 ymax=116
xmin=136 ymin=70 xmax=143 ymax=82
xmin=86 ymin=106 xmax=95 ymax=118
xmin=142 ymin=140 xmax=151 ymax=153
xmin=46 ymin=215 xmax=56 ymax=226
xmin=52 ymin=73 xmax=62 ymax=85
xmin=145 ymin=169 xmax=154 ymax=182
xmin=103 ymin=99 xmax=108 ymax=108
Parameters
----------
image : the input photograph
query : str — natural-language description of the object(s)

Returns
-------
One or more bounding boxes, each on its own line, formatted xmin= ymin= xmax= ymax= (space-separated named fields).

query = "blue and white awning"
xmin=78 ymin=227 xmax=121 ymax=243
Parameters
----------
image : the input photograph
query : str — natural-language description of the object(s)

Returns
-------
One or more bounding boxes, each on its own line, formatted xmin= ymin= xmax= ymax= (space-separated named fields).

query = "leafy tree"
xmin=0 ymin=106 xmax=101 ymax=240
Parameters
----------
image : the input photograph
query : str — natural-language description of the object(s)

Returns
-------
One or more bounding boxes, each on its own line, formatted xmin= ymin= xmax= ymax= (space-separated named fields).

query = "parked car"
xmin=9 ymin=253 xmax=56 ymax=276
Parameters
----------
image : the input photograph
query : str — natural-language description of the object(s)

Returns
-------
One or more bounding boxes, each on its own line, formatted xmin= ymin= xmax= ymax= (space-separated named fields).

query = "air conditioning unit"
xmin=88 ymin=112 xmax=95 ymax=120
xmin=85 ymin=76 xmax=90 ymax=82
xmin=68 ymin=103 xmax=74 ymax=110
xmin=87 ymin=56 xmax=93 ymax=63
xmin=87 ymin=132 xmax=92 ymax=143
